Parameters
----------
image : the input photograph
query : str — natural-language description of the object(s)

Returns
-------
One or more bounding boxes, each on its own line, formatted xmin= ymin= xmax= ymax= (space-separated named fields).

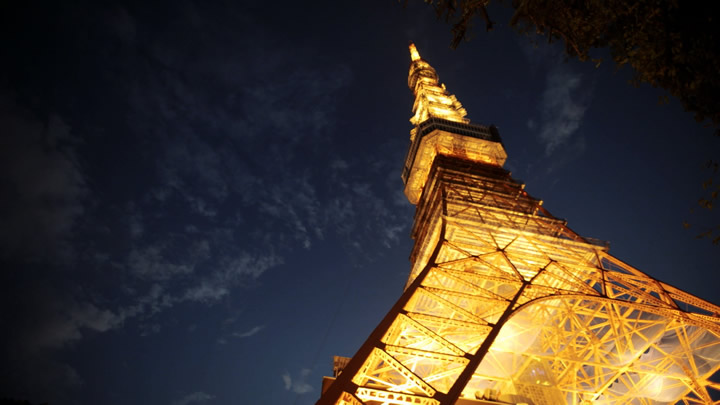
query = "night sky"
xmin=1 ymin=2 xmax=719 ymax=405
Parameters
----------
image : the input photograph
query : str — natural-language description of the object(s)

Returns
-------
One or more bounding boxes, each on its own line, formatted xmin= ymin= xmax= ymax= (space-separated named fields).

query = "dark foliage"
xmin=425 ymin=0 xmax=720 ymax=131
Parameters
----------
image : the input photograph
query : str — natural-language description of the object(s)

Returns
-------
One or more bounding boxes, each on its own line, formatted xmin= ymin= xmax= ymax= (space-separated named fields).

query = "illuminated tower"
xmin=317 ymin=44 xmax=720 ymax=405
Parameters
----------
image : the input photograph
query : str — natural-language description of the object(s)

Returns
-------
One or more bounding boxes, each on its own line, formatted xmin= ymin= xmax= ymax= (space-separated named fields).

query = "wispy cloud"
xmin=128 ymin=245 xmax=195 ymax=281
xmin=139 ymin=323 xmax=162 ymax=336
xmin=155 ymin=139 xmax=229 ymax=217
xmin=282 ymin=369 xmax=314 ymax=394
xmin=0 ymin=97 xmax=86 ymax=261
xmin=538 ymin=66 xmax=589 ymax=155
xmin=0 ymin=283 xmax=126 ymax=401
xmin=233 ymin=325 xmax=265 ymax=338
xmin=124 ymin=249 xmax=283 ymax=312
xmin=282 ymin=372 xmax=292 ymax=390
xmin=0 ymin=5 xmax=410 ymax=401
xmin=27 ymin=296 xmax=124 ymax=350
xmin=518 ymin=40 xmax=592 ymax=160
xmin=171 ymin=391 xmax=215 ymax=405
xmin=257 ymin=175 xmax=323 ymax=249
xmin=183 ymin=251 xmax=284 ymax=301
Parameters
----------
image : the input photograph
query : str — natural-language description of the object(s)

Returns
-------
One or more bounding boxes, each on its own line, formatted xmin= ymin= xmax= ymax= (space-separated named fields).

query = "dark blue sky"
xmin=1 ymin=1 xmax=718 ymax=405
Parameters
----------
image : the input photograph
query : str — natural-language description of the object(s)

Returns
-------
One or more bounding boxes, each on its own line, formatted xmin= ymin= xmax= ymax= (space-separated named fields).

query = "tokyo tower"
xmin=316 ymin=44 xmax=720 ymax=405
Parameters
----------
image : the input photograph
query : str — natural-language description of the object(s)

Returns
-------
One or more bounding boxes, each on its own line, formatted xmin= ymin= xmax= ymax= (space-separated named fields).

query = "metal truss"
xmin=318 ymin=156 xmax=720 ymax=405
xmin=316 ymin=44 xmax=720 ymax=405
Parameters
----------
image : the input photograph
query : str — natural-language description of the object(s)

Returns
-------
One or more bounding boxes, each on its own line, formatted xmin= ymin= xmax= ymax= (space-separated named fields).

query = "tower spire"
xmin=409 ymin=42 xmax=421 ymax=61
xmin=407 ymin=43 xmax=468 ymax=126
xmin=402 ymin=43 xmax=507 ymax=204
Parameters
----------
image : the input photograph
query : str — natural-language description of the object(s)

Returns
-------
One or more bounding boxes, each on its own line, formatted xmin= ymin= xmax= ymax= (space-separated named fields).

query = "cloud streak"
xmin=233 ymin=325 xmax=265 ymax=338
xmin=282 ymin=369 xmax=314 ymax=394
xmin=537 ymin=66 xmax=590 ymax=155
xmin=172 ymin=391 xmax=215 ymax=405
xmin=0 ymin=97 xmax=86 ymax=261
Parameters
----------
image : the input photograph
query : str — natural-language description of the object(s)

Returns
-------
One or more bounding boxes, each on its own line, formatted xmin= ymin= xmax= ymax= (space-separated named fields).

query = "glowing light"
xmin=409 ymin=43 xmax=421 ymax=61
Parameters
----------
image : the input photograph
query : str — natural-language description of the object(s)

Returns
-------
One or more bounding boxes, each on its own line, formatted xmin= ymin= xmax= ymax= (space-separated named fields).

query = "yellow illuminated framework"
xmin=317 ymin=44 xmax=720 ymax=405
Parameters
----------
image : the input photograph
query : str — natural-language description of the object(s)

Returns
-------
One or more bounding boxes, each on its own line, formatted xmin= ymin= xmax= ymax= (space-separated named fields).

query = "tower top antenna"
xmin=408 ymin=42 xmax=421 ymax=61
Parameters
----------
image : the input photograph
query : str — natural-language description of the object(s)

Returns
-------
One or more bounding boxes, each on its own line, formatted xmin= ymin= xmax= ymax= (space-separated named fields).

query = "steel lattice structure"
xmin=316 ymin=44 xmax=720 ymax=405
